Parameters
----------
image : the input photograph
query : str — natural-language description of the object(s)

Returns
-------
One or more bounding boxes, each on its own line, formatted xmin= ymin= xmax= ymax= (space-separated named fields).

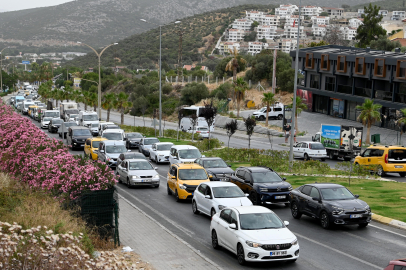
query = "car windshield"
xmin=73 ymin=130 xmax=92 ymax=136
xmin=91 ymin=123 xmax=99 ymax=128
xmin=52 ymin=119 xmax=63 ymax=124
xmin=102 ymin=133 xmax=123 ymax=140
xmin=157 ymin=144 xmax=172 ymax=151
xmin=106 ymin=125 xmax=119 ymax=129
xmin=70 ymin=114 xmax=78 ymax=119
xmin=129 ymin=161 xmax=153 ymax=170
xmin=43 ymin=117 xmax=52 ymax=121
xmin=198 ymin=127 xmax=208 ymax=131
xmin=124 ymin=154 xmax=147 ymax=160
xmin=178 ymin=149 xmax=201 ymax=159
xmin=106 ymin=145 xmax=127 ymax=153
xmin=144 ymin=138 xmax=159 ymax=145
xmin=38 ymin=103 xmax=45 ymax=107
xmin=24 ymin=104 xmax=33 ymax=108
xmin=92 ymin=141 xmax=101 ymax=148
xmin=83 ymin=115 xmax=98 ymax=121
xmin=178 ymin=169 xmax=207 ymax=180
xmin=127 ymin=133 xmax=143 ymax=138
xmin=65 ymin=122 xmax=77 ymax=127
xmin=46 ymin=112 xmax=59 ymax=118
xmin=320 ymin=187 xmax=355 ymax=200
xmin=260 ymin=108 xmax=266 ymax=112
xmin=310 ymin=143 xmax=325 ymax=150
xmin=240 ymin=213 xmax=284 ymax=230
xmin=251 ymin=172 xmax=282 ymax=183
xmin=212 ymin=186 xmax=244 ymax=198
xmin=203 ymin=159 xmax=228 ymax=168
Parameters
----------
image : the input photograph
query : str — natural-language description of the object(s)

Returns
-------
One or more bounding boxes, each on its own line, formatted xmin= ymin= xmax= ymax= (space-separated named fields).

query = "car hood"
xmin=326 ymin=199 xmax=368 ymax=210
xmin=213 ymin=197 xmax=252 ymax=207
xmin=252 ymin=111 xmax=262 ymax=115
xmin=206 ymin=167 xmax=234 ymax=175
xmin=72 ymin=135 xmax=91 ymax=140
xmin=105 ymin=153 xmax=121 ymax=159
xmin=155 ymin=150 xmax=170 ymax=155
xmin=144 ymin=145 xmax=153 ymax=149
xmin=129 ymin=138 xmax=142 ymax=142
xmin=83 ymin=120 xmax=99 ymax=125
xmin=254 ymin=181 xmax=291 ymax=189
xmin=52 ymin=124 xmax=61 ymax=127
xmin=240 ymin=228 xmax=295 ymax=243
xmin=127 ymin=169 xmax=158 ymax=176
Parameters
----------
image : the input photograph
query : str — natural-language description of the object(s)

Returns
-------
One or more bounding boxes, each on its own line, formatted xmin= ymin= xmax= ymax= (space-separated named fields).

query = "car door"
xmin=293 ymin=143 xmax=302 ymax=157
xmin=168 ymin=166 xmax=177 ymax=192
xmin=307 ymin=187 xmax=322 ymax=216
xmin=300 ymin=143 xmax=308 ymax=158
xmin=217 ymin=209 xmax=232 ymax=249
xmin=223 ymin=210 xmax=239 ymax=252
xmin=200 ymin=185 xmax=213 ymax=214
xmin=358 ymin=149 xmax=372 ymax=167
xmin=84 ymin=139 xmax=91 ymax=156
xmin=368 ymin=149 xmax=384 ymax=169
xmin=121 ymin=161 xmax=129 ymax=181
xmin=243 ymin=172 xmax=254 ymax=194
xmin=298 ymin=185 xmax=312 ymax=213
xmin=169 ymin=148 xmax=178 ymax=165
xmin=195 ymin=184 xmax=208 ymax=214
xmin=150 ymin=144 xmax=156 ymax=160
xmin=231 ymin=169 xmax=246 ymax=191
xmin=117 ymin=160 xmax=124 ymax=180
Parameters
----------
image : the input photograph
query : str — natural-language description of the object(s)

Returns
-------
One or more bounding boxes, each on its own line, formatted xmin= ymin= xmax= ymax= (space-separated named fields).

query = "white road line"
xmin=370 ymin=224 xmax=406 ymax=238
xmin=296 ymin=233 xmax=382 ymax=269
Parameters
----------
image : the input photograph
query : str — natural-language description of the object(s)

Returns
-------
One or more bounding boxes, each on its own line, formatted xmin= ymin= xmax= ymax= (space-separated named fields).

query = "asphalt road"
xmin=13 ymin=103 xmax=406 ymax=270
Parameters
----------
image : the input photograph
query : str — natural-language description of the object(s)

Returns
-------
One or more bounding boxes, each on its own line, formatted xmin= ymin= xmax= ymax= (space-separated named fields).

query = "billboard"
xmin=22 ymin=60 xmax=30 ymax=64
xmin=321 ymin=124 xmax=341 ymax=149
xmin=74 ymin=78 xmax=82 ymax=88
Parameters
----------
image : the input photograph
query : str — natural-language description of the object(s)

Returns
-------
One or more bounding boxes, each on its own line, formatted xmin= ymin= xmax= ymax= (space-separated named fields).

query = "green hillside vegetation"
xmin=351 ymin=0 xmax=406 ymax=11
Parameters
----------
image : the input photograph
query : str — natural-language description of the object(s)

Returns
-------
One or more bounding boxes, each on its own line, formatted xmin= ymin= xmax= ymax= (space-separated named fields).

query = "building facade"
xmin=248 ymin=42 xmax=269 ymax=55
xmin=257 ymin=25 xmax=278 ymax=40
xmin=232 ymin=19 xmax=253 ymax=31
xmin=322 ymin=7 xmax=344 ymax=17
xmin=392 ymin=11 xmax=406 ymax=20
xmin=290 ymin=45 xmax=406 ymax=130
xmin=311 ymin=16 xmax=330 ymax=25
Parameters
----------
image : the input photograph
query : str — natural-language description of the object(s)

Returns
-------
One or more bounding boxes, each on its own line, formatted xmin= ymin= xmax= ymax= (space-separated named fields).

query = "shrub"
xmin=189 ymin=138 xmax=223 ymax=151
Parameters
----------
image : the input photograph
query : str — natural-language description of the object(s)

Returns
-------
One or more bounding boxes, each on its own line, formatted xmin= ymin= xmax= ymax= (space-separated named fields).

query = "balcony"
xmin=354 ymin=87 xmax=371 ymax=98
xmin=375 ymin=90 xmax=393 ymax=101
xmin=337 ymin=85 xmax=352 ymax=94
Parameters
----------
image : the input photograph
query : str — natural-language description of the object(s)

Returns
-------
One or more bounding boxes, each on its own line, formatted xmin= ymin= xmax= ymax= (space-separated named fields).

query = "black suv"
xmin=194 ymin=157 xmax=234 ymax=181
xmin=227 ymin=166 xmax=292 ymax=206
xmin=289 ymin=183 xmax=371 ymax=229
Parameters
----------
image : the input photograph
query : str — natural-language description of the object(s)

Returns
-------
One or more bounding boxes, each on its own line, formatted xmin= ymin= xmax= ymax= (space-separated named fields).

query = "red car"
xmin=384 ymin=259 xmax=406 ymax=270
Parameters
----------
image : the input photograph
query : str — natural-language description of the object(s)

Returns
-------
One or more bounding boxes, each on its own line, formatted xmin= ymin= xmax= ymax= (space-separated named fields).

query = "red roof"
xmin=393 ymin=38 xmax=406 ymax=47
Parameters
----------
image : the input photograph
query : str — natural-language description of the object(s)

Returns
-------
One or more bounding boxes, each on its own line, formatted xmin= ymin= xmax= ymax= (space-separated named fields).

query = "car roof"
xmin=203 ymin=181 xmax=237 ymax=187
xmin=172 ymin=145 xmax=198 ymax=150
xmin=126 ymin=158 xmax=150 ymax=162
xmin=90 ymin=137 xmax=107 ymax=142
xmin=102 ymin=140 xmax=126 ymax=145
xmin=174 ymin=163 xmax=204 ymax=169
xmin=390 ymin=259 xmax=406 ymax=266
xmin=367 ymin=145 xmax=406 ymax=149
xmin=69 ymin=126 xmax=88 ymax=130
xmin=103 ymin=129 xmax=124 ymax=133
xmin=230 ymin=206 xmax=274 ymax=214
xmin=239 ymin=166 xmax=273 ymax=172
xmin=305 ymin=183 xmax=344 ymax=189
xmin=124 ymin=152 xmax=145 ymax=156
xmin=154 ymin=142 xmax=174 ymax=145
xmin=199 ymin=157 xmax=224 ymax=161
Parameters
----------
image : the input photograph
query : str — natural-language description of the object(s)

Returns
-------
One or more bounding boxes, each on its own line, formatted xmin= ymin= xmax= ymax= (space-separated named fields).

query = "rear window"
xmin=388 ymin=149 xmax=406 ymax=162
xmin=309 ymin=143 xmax=325 ymax=150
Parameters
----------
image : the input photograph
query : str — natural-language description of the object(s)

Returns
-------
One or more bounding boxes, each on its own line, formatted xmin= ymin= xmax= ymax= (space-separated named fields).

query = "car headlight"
xmin=259 ymin=187 xmax=268 ymax=192
xmin=153 ymin=174 xmax=159 ymax=179
xmin=132 ymin=175 xmax=140 ymax=179
xmin=364 ymin=206 xmax=371 ymax=213
xmin=246 ymin=241 xmax=262 ymax=248
xmin=291 ymin=239 xmax=298 ymax=246
xmin=179 ymin=184 xmax=187 ymax=190
xmin=332 ymin=206 xmax=344 ymax=215
xmin=218 ymin=205 xmax=226 ymax=210
xmin=158 ymin=154 xmax=164 ymax=157
xmin=288 ymin=186 xmax=293 ymax=191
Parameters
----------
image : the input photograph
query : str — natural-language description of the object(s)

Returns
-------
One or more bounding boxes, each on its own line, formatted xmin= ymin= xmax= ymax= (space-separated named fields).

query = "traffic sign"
xmin=22 ymin=61 xmax=30 ymax=64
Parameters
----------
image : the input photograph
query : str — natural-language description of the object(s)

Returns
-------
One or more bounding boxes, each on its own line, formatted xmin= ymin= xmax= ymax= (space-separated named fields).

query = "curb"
xmin=371 ymin=213 xmax=406 ymax=231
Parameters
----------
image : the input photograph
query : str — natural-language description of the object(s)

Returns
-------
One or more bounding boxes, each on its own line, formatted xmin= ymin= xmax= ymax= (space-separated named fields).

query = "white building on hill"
xmin=311 ymin=16 xmax=330 ymax=25
xmin=312 ymin=24 xmax=327 ymax=36
xmin=257 ymin=25 xmax=278 ymax=40
xmin=284 ymin=25 xmax=305 ymax=39
xmin=301 ymin=6 xmax=323 ymax=17
xmin=227 ymin=28 xmax=246 ymax=42
xmin=232 ymin=19 xmax=253 ymax=31
xmin=248 ymin=42 xmax=269 ymax=55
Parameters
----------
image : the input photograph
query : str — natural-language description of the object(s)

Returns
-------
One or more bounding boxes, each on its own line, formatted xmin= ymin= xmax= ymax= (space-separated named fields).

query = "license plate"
xmin=395 ymin=166 xmax=403 ymax=168
xmin=270 ymin=251 xmax=287 ymax=256
xmin=350 ymin=214 xmax=363 ymax=218
xmin=191 ymin=192 xmax=194 ymax=195
xmin=141 ymin=179 xmax=151 ymax=182
xmin=275 ymin=195 xmax=286 ymax=199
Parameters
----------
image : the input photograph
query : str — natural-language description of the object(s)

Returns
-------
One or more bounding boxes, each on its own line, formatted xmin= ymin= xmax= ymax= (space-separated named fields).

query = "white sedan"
xmin=149 ymin=142 xmax=173 ymax=164
xmin=187 ymin=126 xmax=210 ymax=139
xmin=293 ymin=141 xmax=328 ymax=161
xmin=192 ymin=182 xmax=252 ymax=217
xmin=210 ymin=206 xmax=299 ymax=265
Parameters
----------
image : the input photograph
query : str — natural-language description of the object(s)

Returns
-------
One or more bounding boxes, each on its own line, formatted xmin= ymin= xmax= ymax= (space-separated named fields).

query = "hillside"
xmin=351 ymin=0 xmax=406 ymax=11
xmin=0 ymin=0 xmax=377 ymax=50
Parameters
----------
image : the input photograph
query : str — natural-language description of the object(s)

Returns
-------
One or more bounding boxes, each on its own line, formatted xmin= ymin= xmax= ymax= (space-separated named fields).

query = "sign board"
xmin=22 ymin=61 xmax=30 ymax=64
xmin=321 ymin=125 xmax=341 ymax=149
xmin=74 ymin=78 xmax=81 ymax=88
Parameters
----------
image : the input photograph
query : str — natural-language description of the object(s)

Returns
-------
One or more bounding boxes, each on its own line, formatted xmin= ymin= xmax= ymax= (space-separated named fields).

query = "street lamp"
xmin=77 ymin=41 xmax=118 ymax=120
xmin=0 ymin=47 xmax=9 ymax=93
xmin=140 ymin=19 xmax=181 ymax=137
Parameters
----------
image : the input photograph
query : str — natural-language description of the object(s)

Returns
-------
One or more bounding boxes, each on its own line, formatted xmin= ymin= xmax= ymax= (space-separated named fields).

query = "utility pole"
xmin=176 ymin=30 xmax=185 ymax=79
xmin=272 ymin=48 xmax=277 ymax=94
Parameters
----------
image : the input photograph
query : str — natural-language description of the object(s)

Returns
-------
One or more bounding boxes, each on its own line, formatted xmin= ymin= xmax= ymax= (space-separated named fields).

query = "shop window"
xmin=396 ymin=60 xmax=406 ymax=80
xmin=310 ymin=74 xmax=320 ymax=89
xmin=320 ymin=54 xmax=329 ymax=71
xmin=337 ymin=55 xmax=347 ymax=73
xmin=355 ymin=57 xmax=366 ymax=75
xmin=374 ymin=58 xmax=386 ymax=77
xmin=305 ymin=53 xmax=314 ymax=69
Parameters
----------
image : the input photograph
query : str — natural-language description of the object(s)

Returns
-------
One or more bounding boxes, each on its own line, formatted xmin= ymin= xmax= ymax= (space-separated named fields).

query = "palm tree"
xmin=89 ymin=92 xmax=98 ymax=112
xmin=396 ymin=108 xmax=406 ymax=144
xmin=82 ymin=91 xmax=92 ymax=110
xmin=289 ymin=97 xmax=308 ymax=133
xmin=71 ymin=90 xmax=83 ymax=108
xmin=226 ymin=48 xmax=247 ymax=105
xmin=114 ymin=92 xmax=133 ymax=125
xmin=234 ymin=77 xmax=248 ymax=118
xmin=261 ymin=92 xmax=276 ymax=126
xmin=102 ymin=93 xmax=116 ymax=122
xmin=356 ymin=98 xmax=382 ymax=145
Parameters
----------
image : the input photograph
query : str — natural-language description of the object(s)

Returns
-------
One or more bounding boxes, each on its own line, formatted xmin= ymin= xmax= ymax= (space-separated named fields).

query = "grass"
xmin=158 ymin=137 xmax=191 ymax=145
xmin=286 ymin=175 xmax=406 ymax=223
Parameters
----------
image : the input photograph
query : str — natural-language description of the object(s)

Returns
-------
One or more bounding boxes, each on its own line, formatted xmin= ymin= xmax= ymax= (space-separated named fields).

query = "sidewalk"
xmin=118 ymin=196 xmax=221 ymax=270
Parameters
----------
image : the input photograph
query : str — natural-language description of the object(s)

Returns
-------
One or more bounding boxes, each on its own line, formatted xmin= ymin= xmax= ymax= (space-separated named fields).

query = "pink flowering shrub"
xmin=0 ymin=102 xmax=116 ymax=200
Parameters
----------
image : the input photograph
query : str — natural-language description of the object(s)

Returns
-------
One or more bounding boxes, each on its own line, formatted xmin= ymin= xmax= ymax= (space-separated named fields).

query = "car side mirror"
xmin=312 ymin=197 xmax=321 ymax=202
xmin=124 ymin=138 xmax=127 ymax=141
xmin=229 ymin=223 xmax=237 ymax=230
xmin=244 ymin=180 xmax=250 ymax=183
xmin=245 ymin=193 xmax=249 ymax=197
xmin=209 ymin=174 xmax=213 ymax=178
xmin=227 ymin=164 xmax=232 ymax=167
xmin=354 ymin=194 xmax=359 ymax=199
xmin=284 ymin=221 xmax=289 ymax=227
xmin=155 ymin=167 xmax=158 ymax=170
xmin=171 ymin=175 xmax=176 ymax=179
xmin=99 ymin=150 xmax=104 ymax=153
xmin=282 ymin=177 xmax=287 ymax=181
xmin=204 ymin=195 xmax=211 ymax=199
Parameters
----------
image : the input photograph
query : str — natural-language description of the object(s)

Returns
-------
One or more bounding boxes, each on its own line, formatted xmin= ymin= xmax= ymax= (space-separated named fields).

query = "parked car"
xmin=139 ymin=137 xmax=160 ymax=156
xmin=98 ymin=140 xmax=128 ymax=169
xmin=384 ymin=258 xmax=406 ymax=270
xmin=187 ymin=126 xmax=210 ymax=139
xmin=293 ymin=141 xmax=328 ymax=161
xmin=117 ymin=159 xmax=160 ymax=188
xmin=67 ymin=126 xmax=92 ymax=150
xmin=125 ymin=132 xmax=144 ymax=149
xmin=48 ymin=118 xmax=63 ymax=133
xmin=149 ymin=142 xmax=174 ymax=164
xmin=210 ymin=206 xmax=299 ymax=265
xmin=195 ymin=157 xmax=234 ymax=181
xmin=354 ymin=145 xmax=406 ymax=177
xmin=117 ymin=152 xmax=147 ymax=168
xmin=169 ymin=145 xmax=203 ymax=165
xmin=252 ymin=103 xmax=284 ymax=120
xmin=192 ymin=182 xmax=252 ymax=217
xmin=289 ymin=183 xmax=371 ymax=229
xmin=58 ymin=122 xmax=78 ymax=138
xmin=167 ymin=163 xmax=211 ymax=201
xmin=228 ymin=167 xmax=292 ymax=206
xmin=40 ymin=117 xmax=53 ymax=129
xmin=84 ymin=137 xmax=108 ymax=160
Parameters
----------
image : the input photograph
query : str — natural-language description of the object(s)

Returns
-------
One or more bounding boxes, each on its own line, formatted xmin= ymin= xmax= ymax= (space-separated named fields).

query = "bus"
xmin=179 ymin=105 xmax=215 ymax=132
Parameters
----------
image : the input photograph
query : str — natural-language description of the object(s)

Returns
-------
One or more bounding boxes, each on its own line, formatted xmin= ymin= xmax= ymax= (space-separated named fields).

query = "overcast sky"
xmin=1 ymin=0 xmax=74 ymax=12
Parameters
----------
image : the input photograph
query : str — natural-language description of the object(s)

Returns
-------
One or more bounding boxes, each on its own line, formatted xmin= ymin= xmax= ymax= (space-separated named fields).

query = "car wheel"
xmin=320 ymin=211 xmax=331 ymax=229
xmin=358 ymin=222 xmax=368 ymax=228
xmin=304 ymin=153 xmax=310 ymax=161
xmin=329 ymin=151 xmax=337 ymax=160
xmin=399 ymin=172 xmax=406 ymax=177
xmin=127 ymin=178 xmax=131 ymax=188
xmin=321 ymin=158 xmax=325 ymax=161
xmin=259 ymin=115 xmax=265 ymax=121
xmin=291 ymin=202 xmax=302 ymax=219
xmin=211 ymin=230 xmax=221 ymax=250
xmin=211 ymin=208 xmax=216 ymax=217
xmin=167 ymin=184 xmax=172 ymax=195
xmin=192 ymin=200 xmax=200 ymax=214
xmin=89 ymin=154 xmax=93 ymax=160
xmin=155 ymin=156 xmax=159 ymax=164
xmin=278 ymin=114 xmax=283 ymax=120
xmin=237 ymin=243 xmax=246 ymax=265
xmin=376 ymin=166 xmax=386 ymax=177
xmin=249 ymin=191 xmax=261 ymax=205
xmin=175 ymin=189 xmax=180 ymax=202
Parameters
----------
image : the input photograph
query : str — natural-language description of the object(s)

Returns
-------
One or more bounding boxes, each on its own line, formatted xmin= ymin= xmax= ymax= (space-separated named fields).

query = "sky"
xmin=1 ymin=0 xmax=74 ymax=12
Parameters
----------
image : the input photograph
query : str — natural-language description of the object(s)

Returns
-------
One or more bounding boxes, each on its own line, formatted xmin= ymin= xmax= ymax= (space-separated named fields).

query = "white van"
xmin=22 ymin=101 xmax=35 ymax=115
xmin=98 ymin=122 xmax=114 ymax=135
xmin=78 ymin=111 xmax=99 ymax=127
xmin=101 ymin=129 xmax=125 ymax=141
xmin=169 ymin=145 xmax=203 ymax=165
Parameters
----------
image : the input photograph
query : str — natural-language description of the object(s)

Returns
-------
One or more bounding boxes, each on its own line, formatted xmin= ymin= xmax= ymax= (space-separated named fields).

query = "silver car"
xmin=139 ymin=137 xmax=160 ymax=156
xmin=116 ymin=159 xmax=160 ymax=188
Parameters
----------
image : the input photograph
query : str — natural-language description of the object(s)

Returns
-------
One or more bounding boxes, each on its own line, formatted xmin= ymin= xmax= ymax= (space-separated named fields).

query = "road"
xmin=13 ymin=102 xmax=406 ymax=270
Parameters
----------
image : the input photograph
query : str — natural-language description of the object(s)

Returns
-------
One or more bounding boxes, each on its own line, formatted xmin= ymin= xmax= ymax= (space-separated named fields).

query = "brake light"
xmin=309 ymin=144 xmax=312 ymax=149
xmin=196 ymin=131 xmax=201 ymax=133
xmin=385 ymin=154 xmax=388 ymax=164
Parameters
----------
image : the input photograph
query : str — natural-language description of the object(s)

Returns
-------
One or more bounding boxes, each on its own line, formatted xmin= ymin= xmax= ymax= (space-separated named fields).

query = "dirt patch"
xmin=111 ymin=248 xmax=154 ymax=270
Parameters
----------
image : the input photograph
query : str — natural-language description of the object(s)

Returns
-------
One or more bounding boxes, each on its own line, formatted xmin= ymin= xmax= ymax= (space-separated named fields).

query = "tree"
xmin=288 ymin=97 xmax=308 ymax=133
xmin=89 ymin=92 xmax=98 ymax=112
xmin=320 ymin=12 xmax=329 ymax=16
xmin=308 ymin=40 xmax=329 ymax=47
xmin=234 ymin=77 xmax=248 ymax=118
xmin=356 ymin=4 xmax=386 ymax=48
xmin=180 ymin=82 xmax=209 ymax=105
xmin=261 ymin=92 xmax=276 ymax=126
xmin=323 ymin=25 xmax=345 ymax=46
xmin=201 ymin=102 xmax=217 ymax=149
xmin=82 ymin=91 xmax=92 ymax=110
xmin=396 ymin=108 xmax=406 ymax=144
xmin=225 ymin=119 xmax=238 ymax=148
xmin=114 ymin=92 xmax=133 ymax=125
xmin=133 ymin=96 xmax=148 ymax=126
xmin=356 ymin=99 xmax=382 ymax=144
xmin=244 ymin=116 xmax=256 ymax=149
xmin=225 ymin=48 xmax=247 ymax=82
xmin=102 ymin=93 xmax=116 ymax=122
xmin=243 ymin=31 xmax=257 ymax=42
xmin=189 ymin=114 xmax=198 ymax=141
xmin=250 ymin=21 xmax=259 ymax=31
xmin=370 ymin=35 xmax=401 ymax=51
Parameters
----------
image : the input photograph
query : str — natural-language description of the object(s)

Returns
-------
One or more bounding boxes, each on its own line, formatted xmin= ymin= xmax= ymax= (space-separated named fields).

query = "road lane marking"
xmin=296 ymin=233 xmax=382 ymax=269
xmin=369 ymin=224 xmax=406 ymax=238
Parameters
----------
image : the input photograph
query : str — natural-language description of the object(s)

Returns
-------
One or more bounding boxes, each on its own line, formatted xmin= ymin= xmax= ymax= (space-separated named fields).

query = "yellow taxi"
xmin=354 ymin=145 xmax=406 ymax=177
xmin=167 ymin=163 xmax=211 ymax=201
xmin=84 ymin=137 xmax=108 ymax=161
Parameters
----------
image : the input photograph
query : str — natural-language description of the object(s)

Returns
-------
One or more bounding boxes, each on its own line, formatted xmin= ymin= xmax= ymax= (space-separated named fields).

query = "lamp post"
xmin=140 ymin=19 xmax=181 ymax=137
xmin=0 ymin=47 xmax=9 ymax=92
xmin=77 ymin=41 xmax=117 ymax=120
